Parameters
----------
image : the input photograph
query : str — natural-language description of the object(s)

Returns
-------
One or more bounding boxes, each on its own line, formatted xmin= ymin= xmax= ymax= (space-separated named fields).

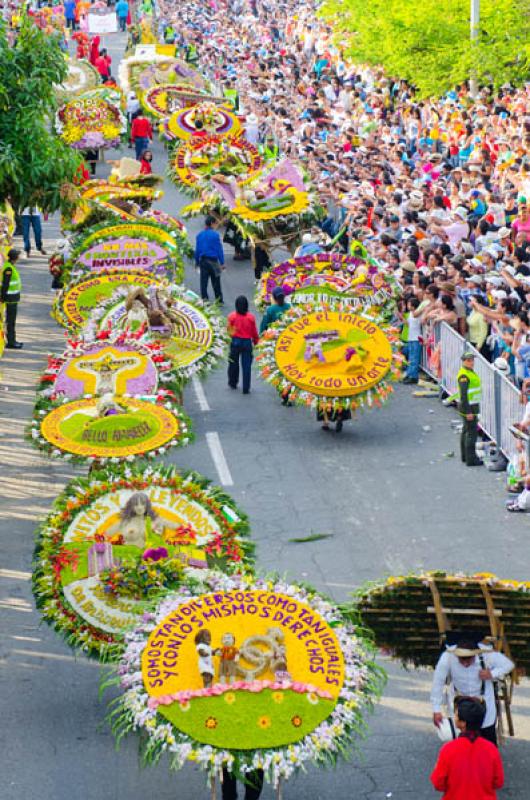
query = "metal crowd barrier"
xmin=421 ymin=322 xmax=525 ymax=459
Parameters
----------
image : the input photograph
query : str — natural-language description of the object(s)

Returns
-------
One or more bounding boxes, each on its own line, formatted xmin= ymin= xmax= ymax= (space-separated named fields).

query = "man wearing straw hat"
xmin=431 ymin=636 xmax=514 ymax=745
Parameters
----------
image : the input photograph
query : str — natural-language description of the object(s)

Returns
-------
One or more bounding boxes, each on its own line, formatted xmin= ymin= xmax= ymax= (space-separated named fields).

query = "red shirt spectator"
xmin=131 ymin=116 xmax=153 ymax=140
xmin=431 ymin=735 xmax=504 ymax=800
xmin=95 ymin=50 xmax=111 ymax=78
xmin=140 ymin=152 xmax=153 ymax=175
xmin=227 ymin=311 xmax=259 ymax=343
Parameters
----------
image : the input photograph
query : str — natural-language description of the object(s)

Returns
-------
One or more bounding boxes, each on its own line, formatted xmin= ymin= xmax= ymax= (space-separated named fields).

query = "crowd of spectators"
xmin=157 ymin=0 xmax=530 ymax=393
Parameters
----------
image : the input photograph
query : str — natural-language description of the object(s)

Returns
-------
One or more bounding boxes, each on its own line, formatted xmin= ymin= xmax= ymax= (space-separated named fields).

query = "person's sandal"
xmin=507 ymin=503 xmax=525 ymax=513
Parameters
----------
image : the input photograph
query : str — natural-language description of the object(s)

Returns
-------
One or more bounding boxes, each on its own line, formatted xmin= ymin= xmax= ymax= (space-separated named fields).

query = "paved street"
xmin=1 ymin=32 xmax=530 ymax=800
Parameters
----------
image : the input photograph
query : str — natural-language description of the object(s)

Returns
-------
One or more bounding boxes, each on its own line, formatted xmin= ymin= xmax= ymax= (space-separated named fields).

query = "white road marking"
xmin=192 ymin=376 xmax=211 ymax=411
xmin=0 ymin=568 xmax=31 ymax=581
xmin=206 ymin=432 xmax=233 ymax=486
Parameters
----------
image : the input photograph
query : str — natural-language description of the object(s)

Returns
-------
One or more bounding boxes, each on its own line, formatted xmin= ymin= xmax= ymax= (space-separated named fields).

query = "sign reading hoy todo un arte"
xmin=274 ymin=310 xmax=393 ymax=396
xmin=78 ymin=238 xmax=171 ymax=271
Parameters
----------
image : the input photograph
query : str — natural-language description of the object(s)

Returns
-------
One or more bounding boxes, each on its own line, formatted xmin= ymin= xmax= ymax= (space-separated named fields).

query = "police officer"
xmin=1 ymin=248 xmax=23 ymax=349
xmin=447 ymin=351 xmax=483 ymax=466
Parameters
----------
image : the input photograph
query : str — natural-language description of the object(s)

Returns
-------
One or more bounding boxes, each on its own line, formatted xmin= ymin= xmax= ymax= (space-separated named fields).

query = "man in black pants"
xmin=195 ymin=216 xmax=225 ymax=303
xmin=1 ymin=248 xmax=23 ymax=349
xmin=222 ymin=768 xmax=264 ymax=800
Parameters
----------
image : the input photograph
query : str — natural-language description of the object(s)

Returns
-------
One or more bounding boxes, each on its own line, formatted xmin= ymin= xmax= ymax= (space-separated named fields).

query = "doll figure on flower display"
xmin=106 ymin=491 xmax=184 ymax=549
xmin=107 ymin=492 xmax=164 ymax=548
xmin=195 ymin=629 xmax=214 ymax=687
xmin=216 ymin=632 xmax=239 ymax=684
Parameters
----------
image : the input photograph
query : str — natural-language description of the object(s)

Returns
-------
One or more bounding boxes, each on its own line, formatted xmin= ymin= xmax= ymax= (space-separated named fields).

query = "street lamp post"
xmin=470 ymin=0 xmax=480 ymax=97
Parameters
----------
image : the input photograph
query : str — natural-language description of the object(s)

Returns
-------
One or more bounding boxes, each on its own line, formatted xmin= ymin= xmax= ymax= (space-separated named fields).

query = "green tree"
xmin=320 ymin=0 xmax=530 ymax=97
xmin=0 ymin=16 xmax=81 ymax=212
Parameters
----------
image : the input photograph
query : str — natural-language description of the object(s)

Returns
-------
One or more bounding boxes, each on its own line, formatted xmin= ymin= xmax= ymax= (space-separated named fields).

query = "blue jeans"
xmin=22 ymin=214 xmax=42 ymax=253
xmin=135 ymin=136 xmax=149 ymax=160
xmin=405 ymin=340 xmax=422 ymax=379
xmin=228 ymin=338 xmax=253 ymax=393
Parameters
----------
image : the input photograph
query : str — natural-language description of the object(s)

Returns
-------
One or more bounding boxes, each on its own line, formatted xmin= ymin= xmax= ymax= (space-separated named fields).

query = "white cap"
xmin=454 ymin=206 xmax=468 ymax=220
xmin=494 ymin=357 xmax=509 ymax=372
xmin=491 ymin=289 xmax=508 ymax=299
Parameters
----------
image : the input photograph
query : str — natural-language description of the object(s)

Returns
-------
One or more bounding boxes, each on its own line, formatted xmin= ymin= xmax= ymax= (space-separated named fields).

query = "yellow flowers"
xmin=61 ymin=125 xmax=84 ymax=144
xmin=272 ymin=691 xmax=284 ymax=704
xmin=224 ymin=692 xmax=236 ymax=705
xmin=257 ymin=715 xmax=272 ymax=729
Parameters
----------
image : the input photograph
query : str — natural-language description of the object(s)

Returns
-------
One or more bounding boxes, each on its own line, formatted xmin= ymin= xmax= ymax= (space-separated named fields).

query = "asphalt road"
xmin=1 ymin=30 xmax=530 ymax=800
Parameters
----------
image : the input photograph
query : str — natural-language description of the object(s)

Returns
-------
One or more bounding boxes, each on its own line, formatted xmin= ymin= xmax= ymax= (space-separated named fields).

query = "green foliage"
xmin=0 ymin=16 xmax=81 ymax=212
xmin=321 ymin=0 xmax=530 ymax=97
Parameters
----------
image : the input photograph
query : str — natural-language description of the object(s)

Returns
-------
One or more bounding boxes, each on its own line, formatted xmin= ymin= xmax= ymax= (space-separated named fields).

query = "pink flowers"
xmin=146 ymin=679 xmax=334 ymax=711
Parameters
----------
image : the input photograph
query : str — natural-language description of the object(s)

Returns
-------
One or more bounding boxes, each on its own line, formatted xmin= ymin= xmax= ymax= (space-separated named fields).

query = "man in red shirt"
xmin=431 ymin=697 xmax=504 ymax=800
xmin=131 ymin=114 xmax=153 ymax=160
xmin=95 ymin=48 xmax=112 ymax=83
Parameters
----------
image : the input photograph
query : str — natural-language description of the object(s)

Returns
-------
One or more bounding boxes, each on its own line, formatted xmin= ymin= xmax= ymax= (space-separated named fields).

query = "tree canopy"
xmin=320 ymin=0 xmax=530 ymax=98
xmin=0 ymin=17 xmax=81 ymax=212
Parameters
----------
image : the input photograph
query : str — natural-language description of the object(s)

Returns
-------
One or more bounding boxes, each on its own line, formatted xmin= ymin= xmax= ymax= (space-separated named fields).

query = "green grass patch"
xmin=159 ymin=687 xmax=335 ymax=749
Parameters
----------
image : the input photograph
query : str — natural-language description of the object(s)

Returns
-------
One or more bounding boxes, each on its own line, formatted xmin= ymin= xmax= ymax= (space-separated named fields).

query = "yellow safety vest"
xmin=2 ymin=261 xmax=21 ymax=297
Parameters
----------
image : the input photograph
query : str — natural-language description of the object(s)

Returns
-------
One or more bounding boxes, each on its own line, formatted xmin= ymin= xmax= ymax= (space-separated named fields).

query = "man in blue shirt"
xmin=195 ymin=216 xmax=224 ymax=303
xmin=115 ymin=0 xmax=129 ymax=31
xmin=64 ymin=0 xmax=76 ymax=29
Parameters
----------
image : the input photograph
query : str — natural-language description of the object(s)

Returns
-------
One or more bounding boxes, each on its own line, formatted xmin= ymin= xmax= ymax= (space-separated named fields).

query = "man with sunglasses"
xmin=431 ymin=637 xmax=514 ymax=745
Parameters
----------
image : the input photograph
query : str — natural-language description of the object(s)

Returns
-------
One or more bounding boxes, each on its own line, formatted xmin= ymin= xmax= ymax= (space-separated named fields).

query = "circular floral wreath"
xmin=124 ymin=58 xmax=209 ymax=97
xmin=27 ymin=391 xmax=192 ymax=466
xmin=36 ymin=335 xmax=183 ymax=402
xmin=142 ymin=84 xmax=217 ymax=118
xmin=55 ymin=59 xmax=100 ymax=100
xmin=32 ymin=464 xmax=253 ymax=660
xmin=171 ymin=135 xmax=263 ymax=190
xmin=161 ymin=103 xmax=242 ymax=142
xmin=256 ymin=304 xmax=404 ymax=414
xmin=256 ymin=254 xmax=400 ymax=312
xmin=83 ymin=283 xmax=230 ymax=383
xmin=56 ymin=96 xmax=126 ymax=150
xmin=108 ymin=573 xmax=383 ymax=786
xmin=52 ymin=268 xmax=164 ymax=330
xmin=65 ymin=218 xmax=189 ymax=282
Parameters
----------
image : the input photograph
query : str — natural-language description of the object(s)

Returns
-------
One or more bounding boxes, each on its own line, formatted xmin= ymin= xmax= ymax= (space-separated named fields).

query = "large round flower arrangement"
xmin=62 ymin=220 xmax=186 ymax=284
xmin=141 ymin=84 xmax=219 ymax=118
xmin=52 ymin=269 xmax=164 ymax=329
xmin=162 ymin=103 xmax=241 ymax=142
xmin=171 ymin=135 xmax=263 ymax=190
xmin=71 ymin=218 xmax=189 ymax=266
xmin=36 ymin=336 xmax=181 ymax=402
xmin=56 ymin=94 xmax=126 ymax=150
xmin=121 ymin=57 xmax=209 ymax=99
xmin=256 ymin=254 xmax=400 ymax=313
xmin=256 ymin=305 xmax=403 ymax=413
xmin=32 ymin=464 xmax=253 ymax=660
xmin=84 ymin=283 xmax=229 ymax=382
xmin=55 ymin=59 xmax=100 ymax=100
xmin=108 ymin=572 xmax=383 ymax=785
xmin=28 ymin=391 xmax=192 ymax=465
